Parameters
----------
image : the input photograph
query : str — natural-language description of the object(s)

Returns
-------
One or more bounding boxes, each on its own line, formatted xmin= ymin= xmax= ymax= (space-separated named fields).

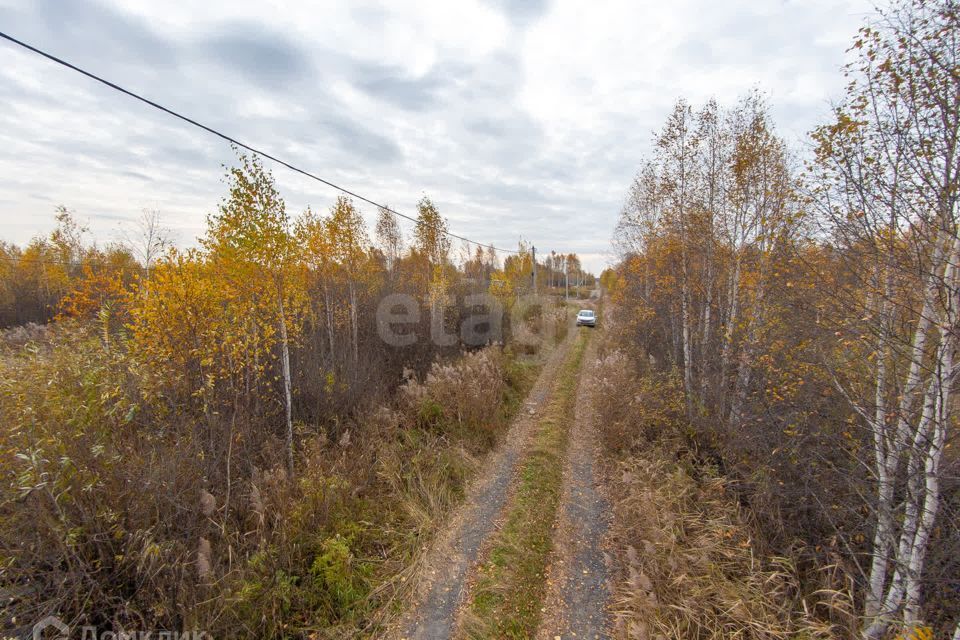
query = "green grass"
xmin=460 ymin=331 xmax=588 ymax=639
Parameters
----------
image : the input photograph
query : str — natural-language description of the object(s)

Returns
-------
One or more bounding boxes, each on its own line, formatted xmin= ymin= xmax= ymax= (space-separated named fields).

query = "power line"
xmin=0 ymin=30 xmax=519 ymax=255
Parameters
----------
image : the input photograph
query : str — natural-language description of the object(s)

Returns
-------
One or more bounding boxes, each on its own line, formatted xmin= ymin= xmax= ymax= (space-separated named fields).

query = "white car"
xmin=576 ymin=309 xmax=596 ymax=327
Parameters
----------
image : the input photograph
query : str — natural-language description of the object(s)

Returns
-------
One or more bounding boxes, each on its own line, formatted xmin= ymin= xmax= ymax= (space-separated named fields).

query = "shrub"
xmin=0 ymin=326 xmax=530 ymax=638
xmin=398 ymin=347 xmax=506 ymax=450
xmin=592 ymin=349 xmax=685 ymax=452
xmin=0 ymin=324 xmax=203 ymax=633
xmin=594 ymin=342 xmax=855 ymax=638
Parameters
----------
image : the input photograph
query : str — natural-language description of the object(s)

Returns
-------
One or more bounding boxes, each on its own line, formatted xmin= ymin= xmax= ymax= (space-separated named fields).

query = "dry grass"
xmin=607 ymin=452 xmax=851 ymax=639
xmin=593 ymin=350 xmax=855 ymax=640
xmin=399 ymin=347 xmax=507 ymax=451
xmin=0 ymin=323 xmax=540 ymax=638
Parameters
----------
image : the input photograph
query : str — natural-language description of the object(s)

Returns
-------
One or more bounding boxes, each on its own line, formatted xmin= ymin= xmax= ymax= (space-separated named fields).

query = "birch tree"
xmin=375 ymin=205 xmax=403 ymax=274
xmin=694 ymin=99 xmax=726 ymax=397
xmin=326 ymin=196 xmax=371 ymax=366
xmin=811 ymin=1 xmax=960 ymax=634
xmin=655 ymin=101 xmax=700 ymax=417
xmin=413 ymin=196 xmax=451 ymax=329
xmin=203 ymin=153 xmax=301 ymax=476
xmin=296 ymin=207 xmax=340 ymax=366
xmin=723 ymin=95 xmax=793 ymax=426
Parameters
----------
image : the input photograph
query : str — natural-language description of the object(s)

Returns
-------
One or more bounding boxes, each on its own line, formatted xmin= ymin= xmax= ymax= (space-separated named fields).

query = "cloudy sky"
xmin=0 ymin=0 xmax=873 ymax=272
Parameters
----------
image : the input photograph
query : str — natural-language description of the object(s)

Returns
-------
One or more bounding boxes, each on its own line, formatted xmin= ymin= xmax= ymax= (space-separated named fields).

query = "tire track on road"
xmin=390 ymin=329 xmax=577 ymax=640
xmin=537 ymin=333 xmax=612 ymax=640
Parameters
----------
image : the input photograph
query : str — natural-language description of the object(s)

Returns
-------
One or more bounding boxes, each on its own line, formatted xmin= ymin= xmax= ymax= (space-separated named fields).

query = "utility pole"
xmin=532 ymin=245 xmax=537 ymax=296
xmin=564 ymin=256 xmax=569 ymax=301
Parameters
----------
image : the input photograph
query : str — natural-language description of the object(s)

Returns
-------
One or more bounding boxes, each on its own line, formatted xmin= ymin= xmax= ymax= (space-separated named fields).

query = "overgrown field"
xmin=592 ymin=326 xmax=857 ymax=639
xmin=0 ymin=320 xmax=547 ymax=637
xmin=0 ymin=148 xmax=582 ymax=638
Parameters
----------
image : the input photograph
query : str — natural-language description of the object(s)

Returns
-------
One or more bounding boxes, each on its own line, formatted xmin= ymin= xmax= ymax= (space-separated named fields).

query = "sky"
xmin=0 ymin=0 xmax=874 ymax=273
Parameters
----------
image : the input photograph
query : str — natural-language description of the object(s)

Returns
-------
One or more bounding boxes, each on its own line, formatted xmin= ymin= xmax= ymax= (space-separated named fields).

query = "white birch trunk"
xmin=863 ymin=232 xmax=959 ymax=639
xmin=349 ymin=280 xmax=359 ymax=365
xmin=699 ymin=255 xmax=715 ymax=398
xmin=865 ymin=278 xmax=893 ymax=622
xmin=720 ymin=258 xmax=741 ymax=395
xmin=278 ymin=294 xmax=294 ymax=477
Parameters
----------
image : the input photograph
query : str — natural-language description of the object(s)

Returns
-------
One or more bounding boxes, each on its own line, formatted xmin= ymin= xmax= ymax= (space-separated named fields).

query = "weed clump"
xmin=0 ymin=330 xmax=536 ymax=638
xmin=399 ymin=348 xmax=506 ymax=451
xmin=593 ymin=349 xmax=853 ymax=639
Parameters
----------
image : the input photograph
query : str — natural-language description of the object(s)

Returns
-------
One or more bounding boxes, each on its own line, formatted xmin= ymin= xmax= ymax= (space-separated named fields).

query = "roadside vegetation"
xmin=4 ymin=0 xmax=958 ymax=637
xmin=0 ymin=154 xmax=581 ymax=637
xmin=606 ymin=0 xmax=959 ymax=636
xmin=593 ymin=328 xmax=851 ymax=638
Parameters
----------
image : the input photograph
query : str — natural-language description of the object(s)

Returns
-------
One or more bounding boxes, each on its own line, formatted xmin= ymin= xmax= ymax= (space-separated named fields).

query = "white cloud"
xmin=0 ymin=0 xmax=874 ymax=273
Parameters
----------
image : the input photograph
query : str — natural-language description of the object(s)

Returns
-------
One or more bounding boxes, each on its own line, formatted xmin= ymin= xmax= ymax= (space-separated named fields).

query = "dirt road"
xmin=536 ymin=335 xmax=612 ymax=639
xmin=390 ymin=326 xmax=611 ymax=640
